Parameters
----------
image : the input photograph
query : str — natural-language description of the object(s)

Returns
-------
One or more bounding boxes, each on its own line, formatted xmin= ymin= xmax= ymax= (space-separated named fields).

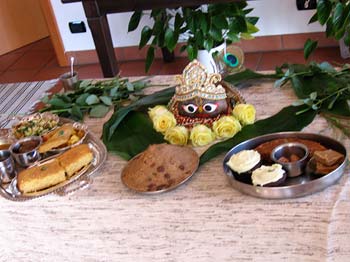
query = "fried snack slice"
xmin=315 ymin=161 xmax=340 ymax=175
xmin=57 ymin=144 xmax=93 ymax=177
xmin=314 ymin=149 xmax=344 ymax=166
xmin=39 ymin=124 xmax=74 ymax=153
xmin=17 ymin=159 xmax=66 ymax=193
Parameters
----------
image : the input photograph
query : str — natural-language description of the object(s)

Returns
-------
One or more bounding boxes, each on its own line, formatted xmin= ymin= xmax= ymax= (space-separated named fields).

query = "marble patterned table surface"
xmin=1 ymin=76 xmax=349 ymax=262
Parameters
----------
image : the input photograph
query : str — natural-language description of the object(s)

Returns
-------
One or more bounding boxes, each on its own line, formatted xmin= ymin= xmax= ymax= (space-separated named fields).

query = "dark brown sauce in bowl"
xmin=17 ymin=140 xmax=40 ymax=153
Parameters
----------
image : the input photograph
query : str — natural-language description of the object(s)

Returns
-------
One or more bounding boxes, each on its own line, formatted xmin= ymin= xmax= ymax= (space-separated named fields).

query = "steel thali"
xmin=223 ymin=132 xmax=348 ymax=199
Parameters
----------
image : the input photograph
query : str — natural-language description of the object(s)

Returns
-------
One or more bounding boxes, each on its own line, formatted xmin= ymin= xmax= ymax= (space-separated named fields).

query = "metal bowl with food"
xmin=12 ymin=112 xmax=59 ymax=139
xmin=10 ymin=136 xmax=42 ymax=167
xmin=223 ymin=132 xmax=347 ymax=199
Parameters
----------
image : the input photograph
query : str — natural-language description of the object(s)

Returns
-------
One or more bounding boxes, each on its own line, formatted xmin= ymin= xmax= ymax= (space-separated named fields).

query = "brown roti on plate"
xmin=121 ymin=144 xmax=199 ymax=193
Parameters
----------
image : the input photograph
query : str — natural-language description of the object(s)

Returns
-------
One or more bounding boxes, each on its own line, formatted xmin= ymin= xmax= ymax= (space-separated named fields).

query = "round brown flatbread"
xmin=121 ymin=144 xmax=199 ymax=193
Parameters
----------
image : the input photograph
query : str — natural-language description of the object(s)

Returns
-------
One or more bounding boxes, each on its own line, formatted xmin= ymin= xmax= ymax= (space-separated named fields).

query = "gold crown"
xmin=174 ymin=60 xmax=227 ymax=101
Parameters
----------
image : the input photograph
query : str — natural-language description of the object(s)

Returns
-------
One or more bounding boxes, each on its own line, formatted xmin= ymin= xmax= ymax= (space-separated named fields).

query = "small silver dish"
xmin=271 ymin=142 xmax=309 ymax=177
xmin=10 ymin=136 xmax=42 ymax=167
xmin=0 ymin=150 xmax=16 ymax=183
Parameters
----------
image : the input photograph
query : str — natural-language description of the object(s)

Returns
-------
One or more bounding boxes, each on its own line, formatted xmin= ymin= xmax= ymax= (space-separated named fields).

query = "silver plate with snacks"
xmin=223 ymin=132 xmax=348 ymax=199
xmin=0 ymin=117 xmax=107 ymax=201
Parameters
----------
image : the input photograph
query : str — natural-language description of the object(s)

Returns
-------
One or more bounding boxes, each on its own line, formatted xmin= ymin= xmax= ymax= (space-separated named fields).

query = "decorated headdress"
xmin=174 ymin=60 xmax=227 ymax=101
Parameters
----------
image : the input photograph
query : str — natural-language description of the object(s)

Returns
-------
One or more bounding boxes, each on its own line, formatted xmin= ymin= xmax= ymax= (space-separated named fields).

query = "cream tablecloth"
xmin=0 ymin=76 xmax=349 ymax=262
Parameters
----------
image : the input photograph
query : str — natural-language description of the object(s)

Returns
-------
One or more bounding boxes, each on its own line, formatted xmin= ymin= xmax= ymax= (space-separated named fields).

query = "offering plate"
xmin=223 ymin=132 xmax=348 ymax=199
xmin=0 ymin=118 xmax=107 ymax=201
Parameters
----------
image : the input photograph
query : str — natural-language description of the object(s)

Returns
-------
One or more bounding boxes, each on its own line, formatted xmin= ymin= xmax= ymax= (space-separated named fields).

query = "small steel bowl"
xmin=0 ymin=150 xmax=16 ymax=183
xmin=271 ymin=142 xmax=309 ymax=177
xmin=10 ymin=136 xmax=42 ymax=167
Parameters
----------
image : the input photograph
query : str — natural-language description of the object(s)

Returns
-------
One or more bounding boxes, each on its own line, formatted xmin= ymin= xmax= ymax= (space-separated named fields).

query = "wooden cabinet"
xmin=0 ymin=0 xmax=49 ymax=55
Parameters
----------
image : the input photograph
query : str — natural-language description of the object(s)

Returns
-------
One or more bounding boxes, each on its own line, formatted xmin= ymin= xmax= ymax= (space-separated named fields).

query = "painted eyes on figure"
xmin=202 ymin=103 xmax=218 ymax=113
xmin=182 ymin=103 xmax=218 ymax=114
xmin=182 ymin=104 xmax=198 ymax=114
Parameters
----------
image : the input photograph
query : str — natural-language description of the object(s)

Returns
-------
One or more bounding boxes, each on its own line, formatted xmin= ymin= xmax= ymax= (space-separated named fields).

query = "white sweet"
xmin=226 ymin=150 xmax=261 ymax=174
xmin=252 ymin=164 xmax=285 ymax=186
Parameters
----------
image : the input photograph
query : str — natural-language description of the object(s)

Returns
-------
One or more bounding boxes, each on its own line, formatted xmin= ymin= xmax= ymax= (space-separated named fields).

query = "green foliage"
xmin=103 ymin=112 xmax=165 ymax=160
xmin=224 ymin=69 xmax=279 ymax=85
xmin=128 ymin=11 xmax=142 ymax=32
xmin=225 ymin=61 xmax=350 ymax=116
xmin=180 ymin=3 xmax=258 ymax=60
xmin=127 ymin=2 xmax=258 ymax=72
xmin=128 ymin=9 xmax=181 ymax=72
xmin=304 ymin=39 xmax=318 ymax=59
xmin=40 ymin=77 xmax=150 ymax=121
xmin=306 ymin=0 xmax=350 ymax=57
xmin=103 ymin=87 xmax=175 ymax=141
xmin=102 ymin=87 xmax=174 ymax=159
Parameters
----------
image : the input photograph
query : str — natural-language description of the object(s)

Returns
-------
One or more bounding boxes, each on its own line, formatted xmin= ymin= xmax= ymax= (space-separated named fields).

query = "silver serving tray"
xmin=223 ymin=132 xmax=348 ymax=199
xmin=0 ymin=118 xmax=107 ymax=201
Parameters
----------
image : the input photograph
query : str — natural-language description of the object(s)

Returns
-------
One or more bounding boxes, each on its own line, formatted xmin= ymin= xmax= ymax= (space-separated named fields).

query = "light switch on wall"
xmin=296 ymin=0 xmax=317 ymax=10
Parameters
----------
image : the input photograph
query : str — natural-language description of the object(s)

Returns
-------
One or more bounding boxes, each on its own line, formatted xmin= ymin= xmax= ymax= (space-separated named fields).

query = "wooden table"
xmin=1 ymin=76 xmax=350 ymax=261
xmin=61 ymin=0 xmax=246 ymax=77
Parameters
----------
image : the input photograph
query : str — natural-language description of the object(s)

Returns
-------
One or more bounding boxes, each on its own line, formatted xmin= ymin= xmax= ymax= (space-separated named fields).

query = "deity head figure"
xmin=169 ymin=60 xmax=229 ymax=127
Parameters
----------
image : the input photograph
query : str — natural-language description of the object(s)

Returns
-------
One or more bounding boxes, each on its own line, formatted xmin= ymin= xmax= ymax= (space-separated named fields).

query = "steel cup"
xmin=60 ymin=71 xmax=78 ymax=91
xmin=271 ymin=142 xmax=309 ymax=177
xmin=0 ymin=150 xmax=16 ymax=183
xmin=10 ymin=136 xmax=42 ymax=167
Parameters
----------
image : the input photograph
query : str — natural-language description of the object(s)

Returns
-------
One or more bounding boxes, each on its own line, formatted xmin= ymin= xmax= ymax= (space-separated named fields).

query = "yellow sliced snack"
xmin=57 ymin=144 xmax=93 ymax=177
xmin=17 ymin=159 xmax=66 ymax=193
xmin=39 ymin=124 xmax=74 ymax=153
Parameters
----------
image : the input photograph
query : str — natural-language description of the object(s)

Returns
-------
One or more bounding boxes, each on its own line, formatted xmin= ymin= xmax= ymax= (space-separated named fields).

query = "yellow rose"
xmin=212 ymin=116 xmax=241 ymax=139
xmin=190 ymin=124 xmax=215 ymax=147
xmin=164 ymin=126 xmax=189 ymax=145
xmin=148 ymin=105 xmax=169 ymax=120
xmin=232 ymin=104 xmax=256 ymax=125
xmin=152 ymin=111 xmax=176 ymax=133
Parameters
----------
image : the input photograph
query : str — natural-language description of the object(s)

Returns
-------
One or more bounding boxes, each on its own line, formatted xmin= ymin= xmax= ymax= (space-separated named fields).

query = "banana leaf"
xmin=102 ymin=87 xmax=175 ymax=159
xmin=224 ymin=69 xmax=280 ymax=85
xmin=104 ymin=111 xmax=165 ymax=160
xmin=103 ymin=87 xmax=175 ymax=141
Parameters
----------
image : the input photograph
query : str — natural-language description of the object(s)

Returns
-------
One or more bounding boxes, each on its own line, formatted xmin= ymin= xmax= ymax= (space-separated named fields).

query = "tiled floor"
xmin=0 ymin=37 xmax=349 ymax=84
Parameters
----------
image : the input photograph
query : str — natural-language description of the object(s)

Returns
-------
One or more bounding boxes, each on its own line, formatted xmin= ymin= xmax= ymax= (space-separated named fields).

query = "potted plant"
xmin=304 ymin=0 xmax=350 ymax=59
xmin=128 ymin=9 xmax=183 ymax=72
xmin=128 ymin=2 xmax=258 ymax=72
xmin=179 ymin=2 xmax=259 ymax=72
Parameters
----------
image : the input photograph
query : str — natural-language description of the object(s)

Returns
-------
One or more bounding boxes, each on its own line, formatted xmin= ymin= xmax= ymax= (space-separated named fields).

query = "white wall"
xmin=250 ymin=0 xmax=323 ymax=36
xmin=51 ymin=0 xmax=324 ymax=52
